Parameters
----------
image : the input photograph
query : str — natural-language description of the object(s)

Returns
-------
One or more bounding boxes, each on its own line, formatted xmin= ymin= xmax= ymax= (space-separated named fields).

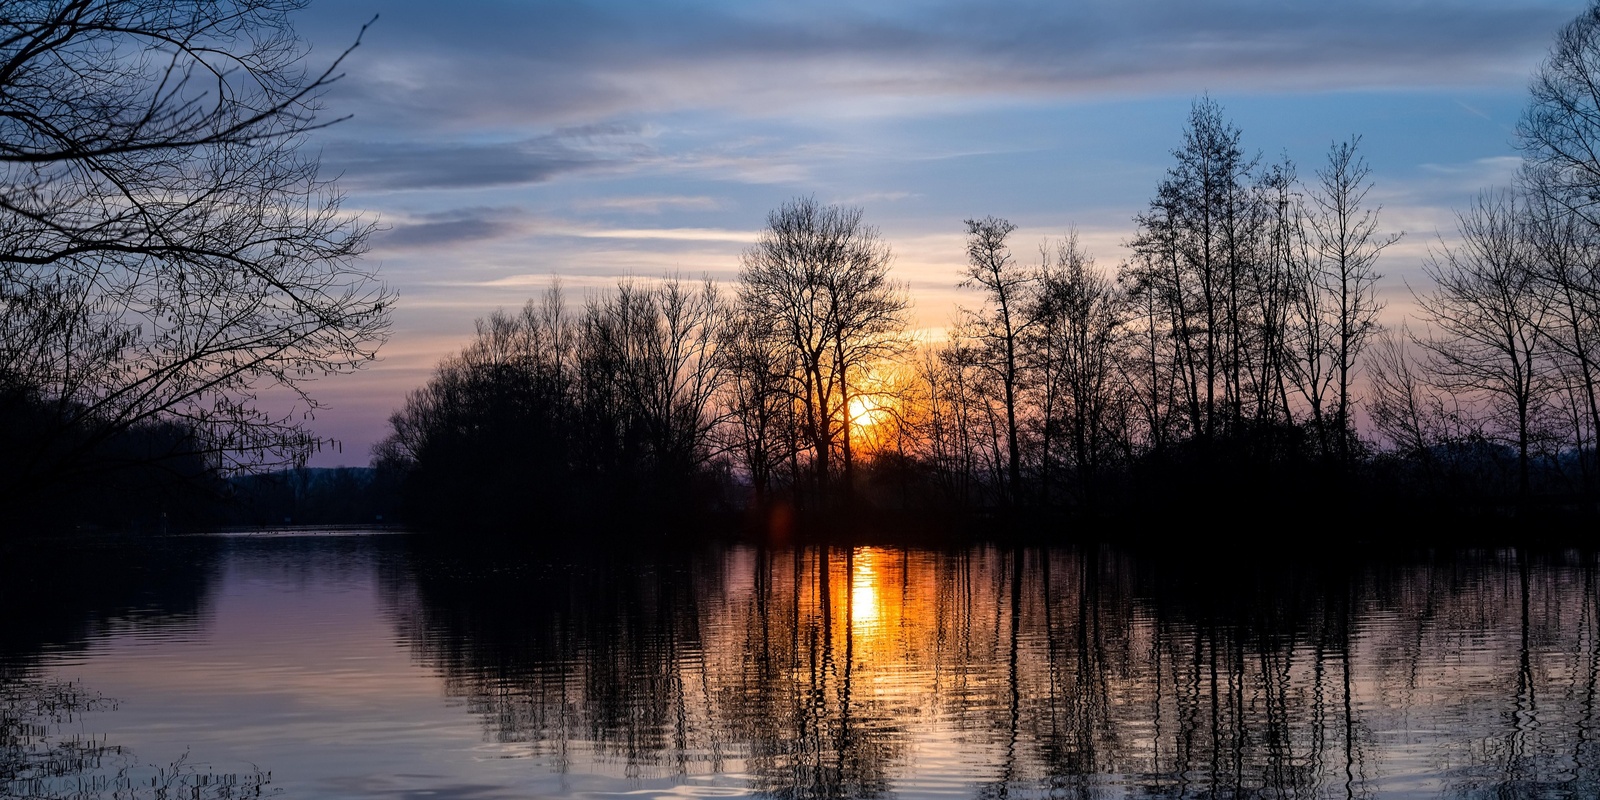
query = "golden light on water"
xmin=850 ymin=547 xmax=883 ymax=631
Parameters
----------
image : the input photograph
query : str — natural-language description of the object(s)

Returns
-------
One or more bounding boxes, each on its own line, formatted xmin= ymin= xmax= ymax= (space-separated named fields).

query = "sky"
xmin=284 ymin=0 xmax=1589 ymax=467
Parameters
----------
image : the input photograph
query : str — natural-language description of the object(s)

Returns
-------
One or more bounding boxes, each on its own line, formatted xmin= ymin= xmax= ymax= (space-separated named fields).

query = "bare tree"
xmin=1517 ymin=0 xmax=1600 ymax=498
xmin=1369 ymin=329 xmax=1435 ymax=461
xmin=0 ymin=0 xmax=390 ymax=504
xmin=926 ymin=339 xmax=1005 ymax=504
xmin=381 ymin=277 xmax=731 ymax=524
xmin=1028 ymin=233 xmax=1128 ymax=504
xmin=376 ymin=288 xmax=576 ymax=525
xmin=1306 ymin=137 xmax=1399 ymax=461
xmin=956 ymin=216 xmax=1034 ymax=503
xmin=1522 ymin=189 xmax=1600 ymax=492
xmin=825 ymin=229 xmax=911 ymax=494
xmin=583 ymin=276 xmax=728 ymax=479
xmin=1119 ymin=248 xmax=1185 ymax=453
xmin=1274 ymin=161 xmax=1337 ymax=449
xmin=719 ymin=314 xmax=797 ymax=506
xmin=1520 ymin=1 xmax=1600 ymax=228
xmin=1414 ymin=191 xmax=1550 ymax=499
xmin=736 ymin=197 xmax=907 ymax=503
xmin=1126 ymin=97 xmax=1269 ymax=444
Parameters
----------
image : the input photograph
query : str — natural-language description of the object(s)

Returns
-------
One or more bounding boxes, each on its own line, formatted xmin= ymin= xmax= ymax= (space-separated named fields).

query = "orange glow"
xmin=843 ymin=360 xmax=923 ymax=459
xmin=847 ymin=393 xmax=896 ymax=455
xmin=850 ymin=547 xmax=883 ymax=632
xmin=848 ymin=395 xmax=883 ymax=428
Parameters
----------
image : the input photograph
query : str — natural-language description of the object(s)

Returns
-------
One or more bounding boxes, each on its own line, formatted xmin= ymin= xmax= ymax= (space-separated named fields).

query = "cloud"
xmin=474 ymin=273 xmax=562 ymax=288
xmin=1419 ymin=155 xmax=1524 ymax=181
xmin=568 ymin=227 xmax=758 ymax=243
xmin=326 ymin=125 xmax=828 ymax=191
xmin=573 ymin=195 xmax=722 ymax=213
xmin=1413 ymin=155 xmax=1526 ymax=199
xmin=833 ymin=190 xmax=916 ymax=205
xmin=327 ymin=125 xmax=649 ymax=191
xmin=652 ymin=151 xmax=815 ymax=184
xmin=303 ymin=0 xmax=1579 ymax=132
xmin=376 ymin=207 xmax=533 ymax=249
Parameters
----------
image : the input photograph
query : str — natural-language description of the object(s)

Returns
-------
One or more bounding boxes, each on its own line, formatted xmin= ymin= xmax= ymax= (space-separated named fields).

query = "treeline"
xmin=380 ymin=10 xmax=1600 ymax=532
xmin=0 ymin=383 xmax=388 ymax=532
xmin=375 ymin=281 xmax=733 ymax=528
xmin=0 ymin=385 xmax=225 ymax=531
xmin=224 ymin=467 xmax=397 ymax=527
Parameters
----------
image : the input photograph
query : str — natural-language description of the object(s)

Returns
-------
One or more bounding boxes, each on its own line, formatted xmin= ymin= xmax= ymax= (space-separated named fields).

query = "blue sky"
xmin=285 ymin=0 xmax=1587 ymax=466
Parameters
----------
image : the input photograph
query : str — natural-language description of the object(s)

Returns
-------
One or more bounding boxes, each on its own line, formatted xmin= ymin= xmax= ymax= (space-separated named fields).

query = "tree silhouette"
xmin=1027 ymin=234 xmax=1128 ymax=506
xmin=1520 ymin=1 xmax=1600 ymax=229
xmin=957 ymin=216 xmax=1034 ymax=504
xmin=1414 ymin=192 xmax=1550 ymax=501
xmin=0 ymin=0 xmax=390 ymax=523
xmin=1305 ymin=137 xmax=1398 ymax=462
xmin=737 ymin=197 xmax=908 ymax=504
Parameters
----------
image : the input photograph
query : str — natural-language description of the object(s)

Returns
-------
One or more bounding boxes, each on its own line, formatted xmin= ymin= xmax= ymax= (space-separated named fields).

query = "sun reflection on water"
xmin=850 ymin=547 xmax=883 ymax=633
xmin=377 ymin=543 xmax=1600 ymax=799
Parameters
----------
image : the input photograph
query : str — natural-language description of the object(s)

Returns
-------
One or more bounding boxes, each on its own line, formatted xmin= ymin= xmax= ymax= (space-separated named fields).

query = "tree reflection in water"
xmin=0 ymin=537 xmax=276 ymax=799
xmin=0 ymin=536 xmax=222 ymax=665
xmin=0 ymin=673 xmax=275 ymax=799
xmin=385 ymin=545 xmax=1600 ymax=799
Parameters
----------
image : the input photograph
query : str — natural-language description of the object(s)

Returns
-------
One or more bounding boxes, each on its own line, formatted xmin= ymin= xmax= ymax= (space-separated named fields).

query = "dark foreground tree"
xmin=0 ymin=0 xmax=390 ymax=527
xmin=736 ymin=197 xmax=908 ymax=504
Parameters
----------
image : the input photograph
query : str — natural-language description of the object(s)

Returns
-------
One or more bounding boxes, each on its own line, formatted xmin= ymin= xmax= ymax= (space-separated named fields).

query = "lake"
xmin=3 ymin=531 xmax=1597 ymax=799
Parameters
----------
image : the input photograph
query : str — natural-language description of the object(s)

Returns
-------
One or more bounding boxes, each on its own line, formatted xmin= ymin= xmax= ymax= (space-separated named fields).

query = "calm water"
xmin=3 ymin=532 xmax=1599 ymax=799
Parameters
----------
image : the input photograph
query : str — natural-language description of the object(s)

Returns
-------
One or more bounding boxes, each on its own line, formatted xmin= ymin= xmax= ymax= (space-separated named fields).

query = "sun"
xmin=848 ymin=395 xmax=880 ymax=426
xmin=848 ymin=395 xmax=890 ymax=442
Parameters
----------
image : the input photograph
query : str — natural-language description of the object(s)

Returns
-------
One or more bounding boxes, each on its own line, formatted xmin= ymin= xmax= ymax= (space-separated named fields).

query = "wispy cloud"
xmin=328 ymin=127 xmax=831 ymax=191
xmin=376 ymin=207 xmax=534 ymax=249
xmin=1454 ymin=100 xmax=1496 ymax=122
xmin=573 ymin=195 xmax=722 ymax=213
xmin=1418 ymin=155 xmax=1524 ymax=193
xmin=567 ymin=227 xmax=758 ymax=243
xmin=475 ymin=273 xmax=562 ymax=288
xmin=306 ymin=0 xmax=1574 ymax=132
xmin=328 ymin=125 xmax=650 ymax=191
xmin=834 ymin=190 xmax=917 ymax=205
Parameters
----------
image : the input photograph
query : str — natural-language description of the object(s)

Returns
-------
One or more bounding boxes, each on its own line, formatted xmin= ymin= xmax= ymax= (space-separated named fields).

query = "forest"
xmin=377 ymin=78 xmax=1600 ymax=534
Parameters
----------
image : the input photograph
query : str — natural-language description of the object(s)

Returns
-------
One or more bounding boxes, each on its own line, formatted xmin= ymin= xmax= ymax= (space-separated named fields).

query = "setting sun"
xmin=848 ymin=395 xmax=881 ymax=426
xmin=848 ymin=395 xmax=895 ymax=448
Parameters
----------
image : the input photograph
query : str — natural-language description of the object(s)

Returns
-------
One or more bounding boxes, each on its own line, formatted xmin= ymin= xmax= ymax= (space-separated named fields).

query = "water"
xmin=4 ymin=532 xmax=1599 ymax=799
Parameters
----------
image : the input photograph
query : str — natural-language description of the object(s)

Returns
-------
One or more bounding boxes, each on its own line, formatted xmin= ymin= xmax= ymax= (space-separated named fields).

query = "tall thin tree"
xmin=958 ymin=216 xmax=1035 ymax=503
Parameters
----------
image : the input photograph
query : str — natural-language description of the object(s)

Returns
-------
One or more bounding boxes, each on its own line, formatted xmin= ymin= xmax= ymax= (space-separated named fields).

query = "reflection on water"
xmin=387 ymin=544 xmax=1600 ymax=799
xmin=0 ymin=536 xmax=222 ymax=663
xmin=0 ymin=674 xmax=275 ymax=799
xmin=8 ymin=535 xmax=1600 ymax=798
